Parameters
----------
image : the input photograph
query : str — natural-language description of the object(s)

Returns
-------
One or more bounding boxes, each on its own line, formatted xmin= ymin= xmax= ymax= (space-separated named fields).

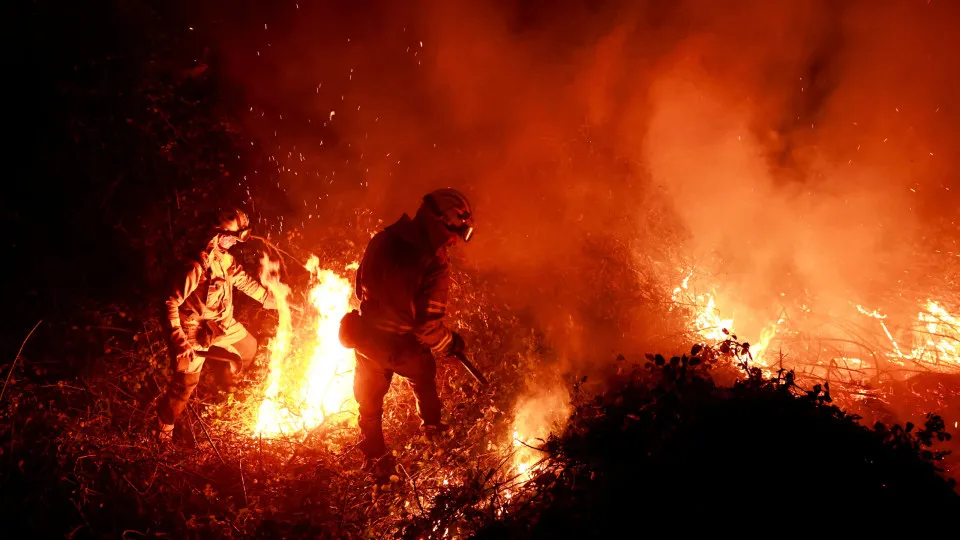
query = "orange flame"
xmin=672 ymin=270 xmax=959 ymax=378
xmin=671 ymin=270 xmax=780 ymax=368
xmin=511 ymin=383 xmax=570 ymax=482
xmin=256 ymin=254 xmax=293 ymax=435
xmin=859 ymin=300 xmax=960 ymax=371
xmin=255 ymin=255 xmax=358 ymax=436
xmin=672 ymin=273 xmax=734 ymax=343
xmin=918 ymin=301 xmax=960 ymax=367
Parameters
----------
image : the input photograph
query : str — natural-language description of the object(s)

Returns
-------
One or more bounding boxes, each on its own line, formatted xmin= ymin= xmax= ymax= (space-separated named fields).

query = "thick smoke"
xmin=636 ymin=0 xmax=960 ymax=337
xmin=207 ymin=0 xmax=960 ymax=369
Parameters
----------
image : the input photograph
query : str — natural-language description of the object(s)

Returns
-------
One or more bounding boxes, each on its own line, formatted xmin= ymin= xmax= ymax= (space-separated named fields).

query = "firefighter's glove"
xmin=196 ymin=320 xmax=224 ymax=349
xmin=445 ymin=331 xmax=466 ymax=357
xmin=169 ymin=328 xmax=196 ymax=371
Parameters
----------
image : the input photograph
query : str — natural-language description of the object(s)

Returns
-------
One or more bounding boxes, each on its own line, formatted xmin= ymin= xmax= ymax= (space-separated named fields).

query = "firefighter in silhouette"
xmin=157 ymin=208 xmax=277 ymax=442
xmin=339 ymin=188 xmax=475 ymax=479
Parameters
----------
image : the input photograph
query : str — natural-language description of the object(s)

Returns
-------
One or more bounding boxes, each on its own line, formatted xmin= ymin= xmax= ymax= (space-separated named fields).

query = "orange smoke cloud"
xmin=206 ymin=0 xmax=959 ymax=368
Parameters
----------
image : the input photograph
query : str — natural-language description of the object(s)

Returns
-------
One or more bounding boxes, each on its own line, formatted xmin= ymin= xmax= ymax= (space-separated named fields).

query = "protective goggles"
xmin=455 ymin=222 xmax=474 ymax=243
xmin=217 ymin=226 xmax=252 ymax=242
xmin=425 ymin=195 xmax=474 ymax=242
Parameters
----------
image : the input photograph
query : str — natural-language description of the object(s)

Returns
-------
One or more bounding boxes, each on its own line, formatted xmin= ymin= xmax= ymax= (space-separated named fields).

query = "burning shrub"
xmin=474 ymin=345 xmax=959 ymax=537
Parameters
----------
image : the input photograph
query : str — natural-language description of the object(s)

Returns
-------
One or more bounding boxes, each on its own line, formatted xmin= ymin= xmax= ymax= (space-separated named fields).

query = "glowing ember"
xmin=511 ymin=384 xmax=570 ymax=481
xmin=255 ymin=255 xmax=358 ymax=436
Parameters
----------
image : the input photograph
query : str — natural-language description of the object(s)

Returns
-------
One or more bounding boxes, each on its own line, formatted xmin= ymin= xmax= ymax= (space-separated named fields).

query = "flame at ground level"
xmin=512 ymin=383 xmax=571 ymax=481
xmin=256 ymin=256 xmax=358 ymax=437
xmin=859 ymin=300 xmax=960 ymax=372
xmin=673 ymin=268 xmax=959 ymax=378
xmin=671 ymin=271 xmax=779 ymax=370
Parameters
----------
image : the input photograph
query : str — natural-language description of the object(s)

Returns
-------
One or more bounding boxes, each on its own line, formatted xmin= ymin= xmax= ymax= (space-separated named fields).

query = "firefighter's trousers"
xmin=158 ymin=318 xmax=257 ymax=425
xmin=353 ymin=336 xmax=442 ymax=459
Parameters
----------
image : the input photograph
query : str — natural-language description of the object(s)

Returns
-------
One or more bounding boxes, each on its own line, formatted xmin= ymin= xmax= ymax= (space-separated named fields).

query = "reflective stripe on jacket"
xmin=356 ymin=214 xmax=453 ymax=355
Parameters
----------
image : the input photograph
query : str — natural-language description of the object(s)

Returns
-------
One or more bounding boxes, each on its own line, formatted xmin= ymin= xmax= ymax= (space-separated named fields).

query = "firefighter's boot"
xmin=362 ymin=453 xmax=397 ymax=485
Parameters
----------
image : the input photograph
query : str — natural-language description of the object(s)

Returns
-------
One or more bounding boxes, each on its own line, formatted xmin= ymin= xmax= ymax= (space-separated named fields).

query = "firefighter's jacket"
xmin=356 ymin=214 xmax=454 ymax=356
xmin=165 ymin=246 xmax=270 ymax=333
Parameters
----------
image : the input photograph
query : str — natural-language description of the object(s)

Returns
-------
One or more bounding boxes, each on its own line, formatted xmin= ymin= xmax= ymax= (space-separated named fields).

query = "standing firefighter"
xmin=157 ymin=208 xmax=277 ymax=442
xmin=340 ymin=188 xmax=475 ymax=479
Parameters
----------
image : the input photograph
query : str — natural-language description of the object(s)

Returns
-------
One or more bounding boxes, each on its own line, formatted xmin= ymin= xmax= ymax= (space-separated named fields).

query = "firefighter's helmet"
xmin=213 ymin=207 xmax=253 ymax=242
xmin=422 ymin=188 xmax=474 ymax=242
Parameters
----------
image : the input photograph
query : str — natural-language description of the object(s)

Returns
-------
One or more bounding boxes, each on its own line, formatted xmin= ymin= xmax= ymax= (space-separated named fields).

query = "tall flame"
xmin=300 ymin=260 xmax=358 ymax=422
xmin=255 ymin=255 xmax=358 ymax=436
xmin=257 ymin=254 xmax=293 ymax=435
xmin=512 ymin=383 xmax=570 ymax=482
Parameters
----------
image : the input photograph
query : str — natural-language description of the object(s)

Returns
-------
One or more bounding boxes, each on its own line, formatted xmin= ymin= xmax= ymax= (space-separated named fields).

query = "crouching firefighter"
xmin=339 ymin=188 xmax=475 ymax=478
xmin=156 ymin=208 xmax=278 ymax=442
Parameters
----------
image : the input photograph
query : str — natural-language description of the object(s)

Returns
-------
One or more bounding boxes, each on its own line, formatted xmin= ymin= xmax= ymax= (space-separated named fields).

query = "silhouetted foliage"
xmin=472 ymin=344 xmax=959 ymax=537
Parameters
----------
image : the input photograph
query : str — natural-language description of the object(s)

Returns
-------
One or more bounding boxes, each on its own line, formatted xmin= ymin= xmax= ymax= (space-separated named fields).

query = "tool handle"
xmin=452 ymin=352 xmax=490 ymax=387
xmin=195 ymin=349 xmax=240 ymax=363
xmin=195 ymin=349 xmax=243 ymax=374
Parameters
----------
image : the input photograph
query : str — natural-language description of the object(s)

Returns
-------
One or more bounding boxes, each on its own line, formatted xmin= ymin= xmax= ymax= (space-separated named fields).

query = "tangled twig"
xmin=251 ymin=234 xmax=307 ymax=280
xmin=189 ymin=403 xmax=226 ymax=465
xmin=0 ymin=320 xmax=43 ymax=403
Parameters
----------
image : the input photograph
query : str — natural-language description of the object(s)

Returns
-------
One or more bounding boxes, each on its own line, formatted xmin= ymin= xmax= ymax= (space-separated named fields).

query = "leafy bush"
xmin=473 ymin=344 xmax=959 ymax=537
